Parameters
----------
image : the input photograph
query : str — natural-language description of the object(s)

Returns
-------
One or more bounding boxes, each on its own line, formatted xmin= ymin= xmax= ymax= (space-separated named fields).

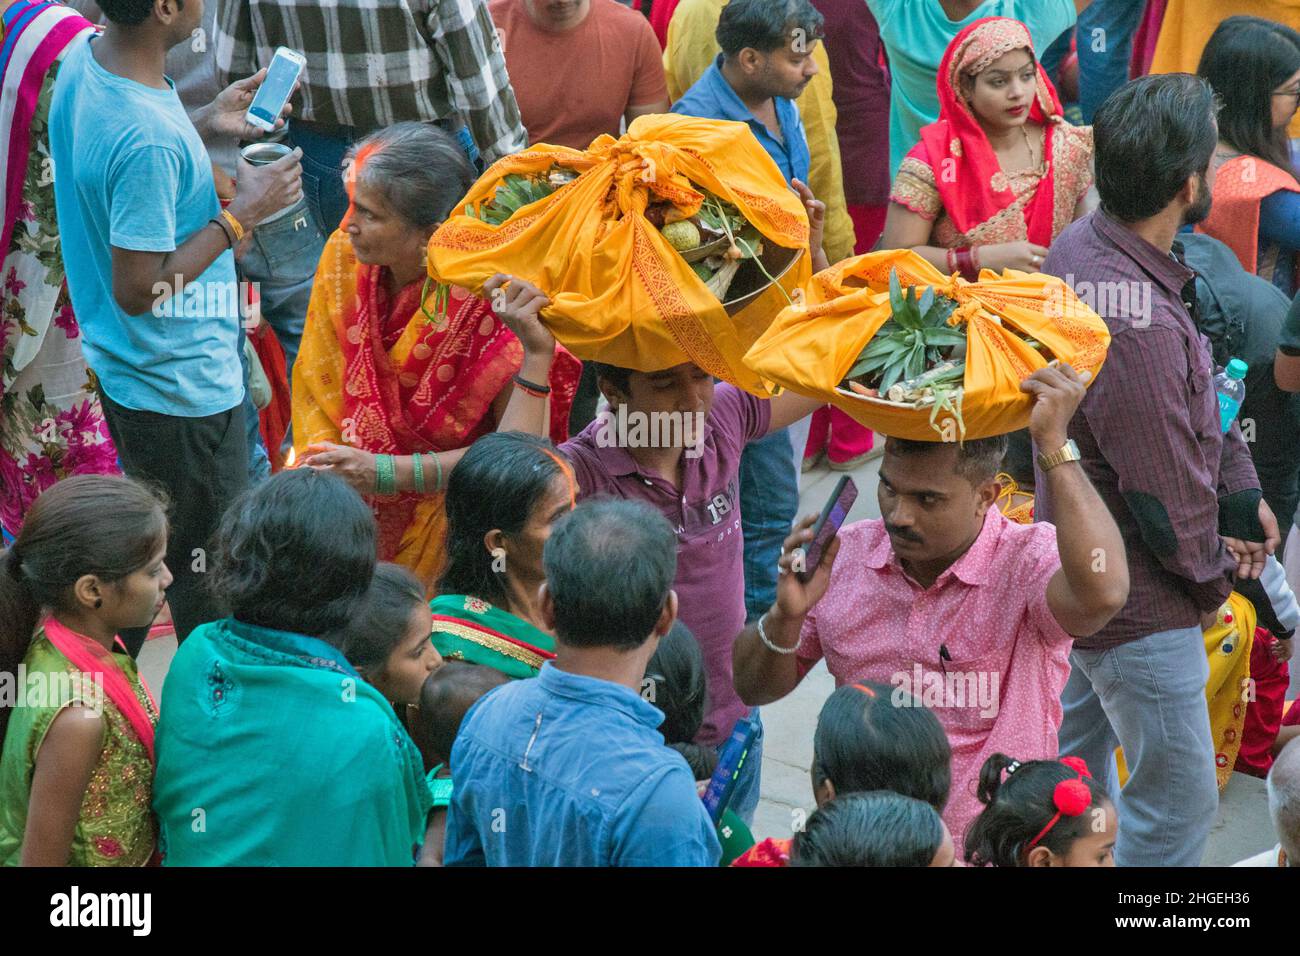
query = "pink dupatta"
xmin=0 ymin=1 xmax=94 ymax=263
xmin=42 ymin=616 xmax=157 ymax=764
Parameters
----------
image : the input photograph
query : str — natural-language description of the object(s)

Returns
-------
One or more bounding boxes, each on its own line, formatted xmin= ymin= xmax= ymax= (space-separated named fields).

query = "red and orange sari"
xmin=890 ymin=17 xmax=1094 ymax=249
xmin=293 ymin=232 xmax=580 ymax=587
xmin=1198 ymin=153 xmax=1300 ymax=285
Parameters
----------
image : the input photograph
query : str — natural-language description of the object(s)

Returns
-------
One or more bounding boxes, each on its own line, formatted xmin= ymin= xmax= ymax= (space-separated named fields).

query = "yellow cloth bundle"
xmin=427 ymin=114 xmax=811 ymax=396
xmin=744 ymin=249 xmax=1111 ymax=440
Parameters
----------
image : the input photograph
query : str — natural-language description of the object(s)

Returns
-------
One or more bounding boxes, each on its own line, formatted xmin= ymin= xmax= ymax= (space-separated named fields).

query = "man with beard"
xmin=1034 ymin=73 xmax=1281 ymax=866
xmin=731 ymin=366 xmax=1128 ymax=861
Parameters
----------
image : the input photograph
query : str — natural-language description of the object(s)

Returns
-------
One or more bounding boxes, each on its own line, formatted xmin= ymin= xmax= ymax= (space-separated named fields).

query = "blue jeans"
xmin=739 ymin=427 xmax=799 ymax=620
xmin=237 ymin=323 xmax=270 ymax=481
xmin=716 ymin=709 xmax=763 ymax=826
xmin=1058 ymin=625 xmax=1218 ymax=866
xmin=288 ymin=122 xmax=359 ymax=235
xmin=237 ymin=202 xmax=327 ymax=480
xmin=1077 ymin=0 xmax=1143 ymax=123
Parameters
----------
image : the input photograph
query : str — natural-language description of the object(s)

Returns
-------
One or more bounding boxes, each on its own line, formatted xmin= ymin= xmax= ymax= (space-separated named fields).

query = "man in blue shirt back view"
xmin=444 ymin=499 xmax=722 ymax=867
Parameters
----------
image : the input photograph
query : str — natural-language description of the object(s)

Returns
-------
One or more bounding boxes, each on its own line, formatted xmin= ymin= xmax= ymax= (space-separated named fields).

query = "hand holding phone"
xmin=796 ymin=474 xmax=857 ymax=582
xmin=244 ymin=47 xmax=306 ymax=133
xmin=771 ymin=477 xmax=855 ymax=622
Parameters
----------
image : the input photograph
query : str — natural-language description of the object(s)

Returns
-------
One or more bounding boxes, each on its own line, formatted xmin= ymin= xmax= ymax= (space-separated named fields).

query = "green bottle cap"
xmin=1226 ymin=358 xmax=1248 ymax=380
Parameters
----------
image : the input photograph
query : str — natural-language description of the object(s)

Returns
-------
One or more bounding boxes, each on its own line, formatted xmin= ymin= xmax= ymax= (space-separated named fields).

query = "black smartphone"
xmin=796 ymin=474 xmax=858 ymax=582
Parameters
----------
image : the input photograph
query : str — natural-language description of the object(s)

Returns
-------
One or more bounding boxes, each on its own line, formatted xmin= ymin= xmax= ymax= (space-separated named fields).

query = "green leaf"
xmin=888 ymin=268 xmax=905 ymax=319
xmin=917 ymin=287 xmax=935 ymax=317
xmin=905 ymin=339 xmax=927 ymax=381
xmin=922 ymin=328 xmax=968 ymax=347
xmin=878 ymin=351 xmax=910 ymax=393
xmin=859 ymin=333 xmax=903 ymax=362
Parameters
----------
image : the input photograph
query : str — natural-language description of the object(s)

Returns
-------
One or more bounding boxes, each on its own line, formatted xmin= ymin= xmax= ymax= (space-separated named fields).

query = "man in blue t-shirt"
xmin=50 ymin=0 xmax=302 ymax=644
xmin=445 ymin=499 xmax=722 ymax=867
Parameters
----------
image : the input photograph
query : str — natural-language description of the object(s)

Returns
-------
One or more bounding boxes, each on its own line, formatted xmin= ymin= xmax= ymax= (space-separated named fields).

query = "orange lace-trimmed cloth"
xmin=889 ymin=16 xmax=1094 ymax=249
xmin=745 ymin=248 xmax=1110 ymax=441
xmin=293 ymin=231 xmax=580 ymax=588
xmin=427 ymin=113 xmax=811 ymax=396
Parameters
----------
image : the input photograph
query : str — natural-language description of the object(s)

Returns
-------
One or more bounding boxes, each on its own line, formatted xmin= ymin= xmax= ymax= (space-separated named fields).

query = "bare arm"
xmin=417 ymin=808 xmax=447 ymax=867
xmin=1022 ymin=364 xmax=1130 ymax=635
xmin=767 ymin=391 xmax=828 ymax=433
xmin=625 ymin=100 xmax=671 ymax=127
xmin=1277 ymin=353 xmax=1300 ymax=392
xmin=733 ymin=515 xmax=840 ymax=705
xmin=880 ymin=202 xmax=951 ymax=273
xmin=20 ymin=707 xmax=104 ymax=866
xmin=111 ymin=151 xmax=303 ymax=315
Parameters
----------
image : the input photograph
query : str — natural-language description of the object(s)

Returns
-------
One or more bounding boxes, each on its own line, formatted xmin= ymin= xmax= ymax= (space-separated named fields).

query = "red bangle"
xmin=946 ymin=247 xmax=957 ymax=274
xmin=954 ymin=247 xmax=978 ymax=281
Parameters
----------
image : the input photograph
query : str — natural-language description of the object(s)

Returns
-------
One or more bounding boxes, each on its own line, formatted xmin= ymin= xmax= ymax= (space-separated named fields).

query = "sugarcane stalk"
xmin=705 ymin=258 xmax=742 ymax=299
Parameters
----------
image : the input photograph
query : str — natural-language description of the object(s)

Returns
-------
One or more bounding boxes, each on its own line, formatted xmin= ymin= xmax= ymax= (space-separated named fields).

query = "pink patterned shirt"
xmin=795 ymin=507 xmax=1072 ymax=858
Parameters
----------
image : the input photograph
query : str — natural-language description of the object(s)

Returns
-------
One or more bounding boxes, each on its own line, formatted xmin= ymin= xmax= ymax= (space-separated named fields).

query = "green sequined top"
xmin=0 ymin=631 xmax=157 ymax=866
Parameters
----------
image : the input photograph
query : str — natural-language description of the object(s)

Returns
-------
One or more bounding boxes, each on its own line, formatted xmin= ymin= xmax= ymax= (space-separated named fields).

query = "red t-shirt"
xmin=489 ymin=0 xmax=669 ymax=149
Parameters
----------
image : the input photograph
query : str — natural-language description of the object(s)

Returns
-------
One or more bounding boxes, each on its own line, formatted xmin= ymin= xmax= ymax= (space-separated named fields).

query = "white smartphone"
xmin=244 ymin=47 xmax=306 ymax=133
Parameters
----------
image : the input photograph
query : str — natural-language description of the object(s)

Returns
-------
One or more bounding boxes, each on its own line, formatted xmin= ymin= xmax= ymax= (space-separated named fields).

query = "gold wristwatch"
xmin=1037 ymin=439 xmax=1081 ymax=472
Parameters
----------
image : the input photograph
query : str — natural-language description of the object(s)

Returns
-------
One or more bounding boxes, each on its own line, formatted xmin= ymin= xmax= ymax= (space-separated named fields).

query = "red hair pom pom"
xmin=1059 ymin=755 xmax=1091 ymax=778
xmin=1053 ymin=778 xmax=1092 ymax=817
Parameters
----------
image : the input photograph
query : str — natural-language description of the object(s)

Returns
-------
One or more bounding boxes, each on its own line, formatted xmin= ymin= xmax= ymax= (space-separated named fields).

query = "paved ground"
xmin=753 ymin=449 xmax=1279 ymax=865
xmin=138 ymin=442 xmax=1280 ymax=866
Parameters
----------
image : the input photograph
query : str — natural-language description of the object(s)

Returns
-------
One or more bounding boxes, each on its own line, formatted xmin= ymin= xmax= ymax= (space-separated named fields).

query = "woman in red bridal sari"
xmin=293 ymin=122 xmax=579 ymax=588
xmin=880 ymin=16 xmax=1095 ymax=279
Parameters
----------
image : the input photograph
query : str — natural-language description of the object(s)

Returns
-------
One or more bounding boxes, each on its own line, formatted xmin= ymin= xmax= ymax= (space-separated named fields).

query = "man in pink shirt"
xmin=733 ymin=364 xmax=1129 ymax=858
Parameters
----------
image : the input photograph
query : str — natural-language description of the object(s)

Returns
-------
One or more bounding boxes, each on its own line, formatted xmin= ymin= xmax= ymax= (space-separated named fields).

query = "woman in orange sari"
xmin=1196 ymin=16 xmax=1300 ymax=297
xmin=293 ymin=122 xmax=580 ymax=587
xmin=881 ymin=17 xmax=1095 ymax=278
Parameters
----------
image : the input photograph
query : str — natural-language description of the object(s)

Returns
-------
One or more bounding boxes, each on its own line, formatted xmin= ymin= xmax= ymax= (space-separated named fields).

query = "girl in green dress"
xmin=431 ymin=431 xmax=576 ymax=677
xmin=0 ymin=475 xmax=171 ymax=866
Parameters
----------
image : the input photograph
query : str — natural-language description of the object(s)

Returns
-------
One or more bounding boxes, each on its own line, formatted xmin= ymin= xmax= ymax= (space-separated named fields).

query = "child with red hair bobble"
xmin=964 ymin=754 xmax=1118 ymax=867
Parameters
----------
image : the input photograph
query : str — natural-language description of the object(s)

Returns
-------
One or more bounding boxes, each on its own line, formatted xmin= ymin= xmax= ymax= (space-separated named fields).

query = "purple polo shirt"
xmin=559 ymin=384 xmax=771 ymax=746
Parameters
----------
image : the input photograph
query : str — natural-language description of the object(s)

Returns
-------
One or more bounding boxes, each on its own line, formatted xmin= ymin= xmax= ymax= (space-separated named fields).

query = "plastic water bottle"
xmin=1214 ymin=358 xmax=1248 ymax=434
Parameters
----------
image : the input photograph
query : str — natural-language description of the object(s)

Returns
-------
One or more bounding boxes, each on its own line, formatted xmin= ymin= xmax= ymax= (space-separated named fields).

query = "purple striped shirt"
xmin=1035 ymin=211 xmax=1259 ymax=649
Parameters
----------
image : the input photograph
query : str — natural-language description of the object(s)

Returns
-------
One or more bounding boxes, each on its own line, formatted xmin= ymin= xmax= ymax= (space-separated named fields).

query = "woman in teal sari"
xmin=152 ymin=469 xmax=431 ymax=866
xmin=431 ymin=431 xmax=576 ymax=678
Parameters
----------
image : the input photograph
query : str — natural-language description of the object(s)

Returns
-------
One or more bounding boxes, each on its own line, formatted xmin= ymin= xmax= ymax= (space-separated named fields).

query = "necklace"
xmin=1019 ymin=123 xmax=1037 ymax=170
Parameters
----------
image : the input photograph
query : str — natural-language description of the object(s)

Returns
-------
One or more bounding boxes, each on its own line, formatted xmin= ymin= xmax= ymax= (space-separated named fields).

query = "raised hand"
xmin=483 ymin=273 xmax=556 ymax=357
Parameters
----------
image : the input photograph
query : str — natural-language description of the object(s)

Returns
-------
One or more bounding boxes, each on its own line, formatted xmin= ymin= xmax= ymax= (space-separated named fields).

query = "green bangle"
xmin=432 ymin=450 xmax=443 ymax=492
xmin=412 ymin=452 xmax=426 ymax=494
xmin=374 ymin=453 xmax=396 ymax=496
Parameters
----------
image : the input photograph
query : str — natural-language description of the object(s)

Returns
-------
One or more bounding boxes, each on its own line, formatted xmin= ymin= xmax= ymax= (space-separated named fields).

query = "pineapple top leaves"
xmin=469 ymin=173 xmax=559 ymax=226
xmin=846 ymin=268 xmax=965 ymax=393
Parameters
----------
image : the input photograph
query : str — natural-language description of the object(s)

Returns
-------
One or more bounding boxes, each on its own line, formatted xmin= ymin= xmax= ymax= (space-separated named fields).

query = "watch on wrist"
xmin=1037 ymin=438 xmax=1081 ymax=472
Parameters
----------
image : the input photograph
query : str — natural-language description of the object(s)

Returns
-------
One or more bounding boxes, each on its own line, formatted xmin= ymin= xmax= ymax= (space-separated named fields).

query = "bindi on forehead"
xmin=983 ymin=50 xmax=1035 ymax=77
